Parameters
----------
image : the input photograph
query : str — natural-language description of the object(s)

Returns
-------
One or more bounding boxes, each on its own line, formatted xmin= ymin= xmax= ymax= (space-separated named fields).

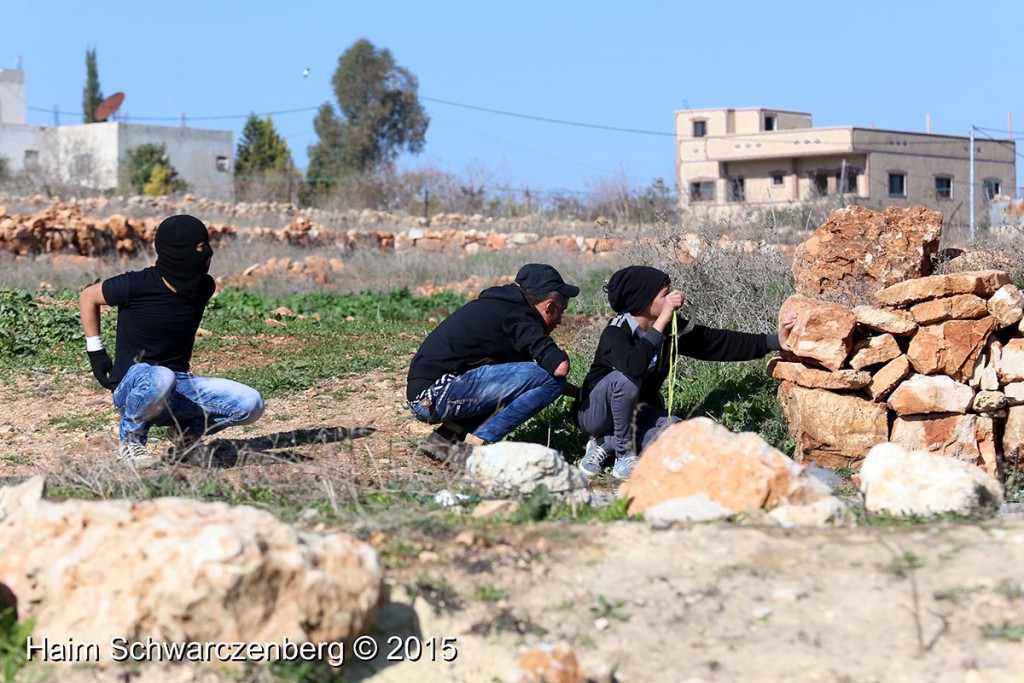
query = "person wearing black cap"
xmin=78 ymin=214 xmax=265 ymax=468
xmin=576 ymin=265 xmax=793 ymax=480
xmin=407 ymin=263 xmax=580 ymax=467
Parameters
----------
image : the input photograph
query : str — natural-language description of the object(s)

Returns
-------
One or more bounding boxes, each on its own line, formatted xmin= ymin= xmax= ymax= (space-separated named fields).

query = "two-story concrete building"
xmin=0 ymin=67 xmax=234 ymax=200
xmin=675 ymin=107 xmax=1015 ymax=222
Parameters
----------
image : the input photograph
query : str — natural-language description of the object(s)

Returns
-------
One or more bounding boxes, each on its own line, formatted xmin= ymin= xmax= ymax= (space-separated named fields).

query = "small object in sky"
xmin=302 ymin=67 xmax=310 ymax=78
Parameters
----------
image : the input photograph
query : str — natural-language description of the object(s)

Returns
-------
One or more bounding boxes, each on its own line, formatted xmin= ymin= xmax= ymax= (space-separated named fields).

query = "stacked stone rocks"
xmin=776 ymin=205 xmax=1023 ymax=480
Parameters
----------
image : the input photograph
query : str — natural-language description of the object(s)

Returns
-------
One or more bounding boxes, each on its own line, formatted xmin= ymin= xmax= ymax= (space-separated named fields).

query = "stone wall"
xmin=777 ymin=205 xmax=1023 ymax=479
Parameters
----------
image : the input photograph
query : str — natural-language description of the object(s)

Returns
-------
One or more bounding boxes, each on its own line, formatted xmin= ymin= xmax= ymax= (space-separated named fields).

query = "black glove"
xmin=87 ymin=349 xmax=116 ymax=390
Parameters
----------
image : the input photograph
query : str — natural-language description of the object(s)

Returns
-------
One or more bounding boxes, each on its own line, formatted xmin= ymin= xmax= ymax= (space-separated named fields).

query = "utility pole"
xmin=839 ymin=159 xmax=847 ymax=203
xmin=969 ymin=125 xmax=975 ymax=242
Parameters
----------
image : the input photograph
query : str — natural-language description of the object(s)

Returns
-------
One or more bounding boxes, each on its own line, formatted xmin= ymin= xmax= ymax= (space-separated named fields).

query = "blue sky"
xmin=3 ymin=0 xmax=1021 ymax=197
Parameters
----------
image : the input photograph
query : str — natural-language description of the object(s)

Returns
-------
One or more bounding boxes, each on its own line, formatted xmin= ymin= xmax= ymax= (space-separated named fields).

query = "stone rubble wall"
xmin=778 ymin=205 xmax=1024 ymax=479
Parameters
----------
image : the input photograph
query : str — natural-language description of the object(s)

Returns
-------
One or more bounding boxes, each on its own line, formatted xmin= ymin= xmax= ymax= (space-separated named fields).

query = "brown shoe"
xmin=418 ymin=430 xmax=474 ymax=470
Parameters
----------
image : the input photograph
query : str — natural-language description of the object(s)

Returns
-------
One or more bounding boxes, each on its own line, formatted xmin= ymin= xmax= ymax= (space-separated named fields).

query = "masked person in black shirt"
xmin=575 ymin=265 xmax=793 ymax=480
xmin=78 ymin=215 xmax=265 ymax=468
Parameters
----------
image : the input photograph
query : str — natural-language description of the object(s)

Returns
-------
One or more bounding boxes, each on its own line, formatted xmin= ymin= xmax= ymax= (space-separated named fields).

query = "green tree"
xmin=124 ymin=144 xmax=186 ymax=195
xmin=82 ymin=47 xmax=104 ymax=123
xmin=235 ymin=113 xmax=294 ymax=177
xmin=307 ymin=39 xmax=429 ymax=190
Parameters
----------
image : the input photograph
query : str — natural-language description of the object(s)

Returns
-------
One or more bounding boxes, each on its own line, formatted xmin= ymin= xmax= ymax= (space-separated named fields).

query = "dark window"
xmin=690 ymin=181 xmax=715 ymax=202
xmin=24 ymin=150 xmax=39 ymax=168
xmin=764 ymin=114 xmax=777 ymax=131
xmin=215 ymin=156 xmax=229 ymax=172
xmin=771 ymin=172 xmax=785 ymax=186
xmin=837 ymin=169 xmax=858 ymax=195
xmin=728 ymin=177 xmax=745 ymax=202
xmin=888 ymin=173 xmax=906 ymax=197
xmin=935 ymin=176 xmax=952 ymax=199
xmin=983 ymin=179 xmax=1001 ymax=200
xmin=814 ymin=173 xmax=829 ymax=196
xmin=693 ymin=120 xmax=707 ymax=138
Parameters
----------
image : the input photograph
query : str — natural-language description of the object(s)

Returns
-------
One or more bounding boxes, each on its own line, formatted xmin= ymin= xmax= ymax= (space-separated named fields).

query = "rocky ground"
xmin=3 ymin=368 xmax=1024 ymax=683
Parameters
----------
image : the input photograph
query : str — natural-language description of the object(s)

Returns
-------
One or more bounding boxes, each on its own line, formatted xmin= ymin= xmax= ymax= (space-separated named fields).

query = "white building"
xmin=0 ymin=68 xmax=234 ymax=200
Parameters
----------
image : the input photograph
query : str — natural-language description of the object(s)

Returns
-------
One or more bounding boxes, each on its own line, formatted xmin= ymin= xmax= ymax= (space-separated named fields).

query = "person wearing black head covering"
xmin=574 ymin=265 xmax=793 ymax=481
xmin=406 ymin=263 xmax=580 ymax=468
xmin=78 ymin=215 xmax=264 ymax=469
xmin=154 ymin=214 xmax=214 ymax=300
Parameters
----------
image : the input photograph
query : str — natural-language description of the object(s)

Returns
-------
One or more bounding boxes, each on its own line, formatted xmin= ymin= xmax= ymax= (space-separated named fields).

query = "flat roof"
xmin=674 ymin=107 xmax=812 ymax=116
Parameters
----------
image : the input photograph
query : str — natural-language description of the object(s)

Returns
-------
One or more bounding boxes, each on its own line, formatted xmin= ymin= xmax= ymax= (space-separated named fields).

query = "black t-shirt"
xmin=102 ymin=268 xmax=215 ymax=386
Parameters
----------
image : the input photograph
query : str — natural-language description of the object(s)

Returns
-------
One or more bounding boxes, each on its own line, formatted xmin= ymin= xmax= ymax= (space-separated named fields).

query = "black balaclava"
xmin=155 ymin=215 xmax=213 ymax=300
xmin=605 ymin=266 xmax=670 ymax=315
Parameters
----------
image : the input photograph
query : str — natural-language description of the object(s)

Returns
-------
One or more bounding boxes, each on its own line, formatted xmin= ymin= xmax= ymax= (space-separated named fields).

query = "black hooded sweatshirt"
xmin=406 ymin=284 xmax=568 ymax=401
xmin=579 ymin=314 xmax=779 ymax=408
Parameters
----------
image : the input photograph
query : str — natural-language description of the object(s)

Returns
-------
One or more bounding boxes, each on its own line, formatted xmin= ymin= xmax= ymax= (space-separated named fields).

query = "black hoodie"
xmin=407 ymin=284 xmax=569 ymax=401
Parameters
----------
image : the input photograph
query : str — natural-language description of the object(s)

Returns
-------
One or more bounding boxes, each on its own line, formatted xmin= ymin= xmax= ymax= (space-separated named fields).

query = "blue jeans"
xmin=577 ymin=370 xmax=680 ymax=456
xmin=409 ymin=362 xmax=565 ymax=443
xmin=112 ymin=363 xmax=265 ymax=444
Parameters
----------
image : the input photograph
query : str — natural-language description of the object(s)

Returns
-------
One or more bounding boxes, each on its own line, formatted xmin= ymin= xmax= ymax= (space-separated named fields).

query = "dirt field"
xmin=3 ymin=364 xmax=1024 ymax=683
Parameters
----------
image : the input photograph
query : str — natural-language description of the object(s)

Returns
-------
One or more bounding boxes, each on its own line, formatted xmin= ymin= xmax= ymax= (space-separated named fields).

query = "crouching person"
xmin=576 ymin=265 xmax=792 ymax=480
xmin=406 ymin=264 xmax=580 ymax=468
xmin=78 ymin=215 xmax=265 ymax=468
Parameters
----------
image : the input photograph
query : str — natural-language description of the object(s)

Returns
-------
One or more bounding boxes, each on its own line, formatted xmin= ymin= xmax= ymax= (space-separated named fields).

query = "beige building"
xmin=675 ymin=107 xmax=1016 ymax=223
xmin=0 ymin=67 xmax=234 ymax=200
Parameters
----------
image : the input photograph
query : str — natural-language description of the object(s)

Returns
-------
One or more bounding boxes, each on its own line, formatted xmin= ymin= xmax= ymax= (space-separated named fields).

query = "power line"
xmin=420 ymin=96 xmax=676 ymax=137
xmin=974 ymin=126 xmax=1024 ymax=163
xmin=25 ymin=104 xmax=319 ymax=122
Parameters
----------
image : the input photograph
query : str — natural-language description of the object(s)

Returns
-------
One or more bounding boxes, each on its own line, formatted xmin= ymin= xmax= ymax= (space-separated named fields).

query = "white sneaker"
xmin=579 ymin=438 xmax=610 ymax=477
xmin=119 ymin=442 xmax=159 ymax=469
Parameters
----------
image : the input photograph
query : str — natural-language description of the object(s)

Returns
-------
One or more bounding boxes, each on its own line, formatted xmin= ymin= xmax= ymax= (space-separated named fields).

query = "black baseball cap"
xmin=515 ymin=263 xmax=580 ymax=298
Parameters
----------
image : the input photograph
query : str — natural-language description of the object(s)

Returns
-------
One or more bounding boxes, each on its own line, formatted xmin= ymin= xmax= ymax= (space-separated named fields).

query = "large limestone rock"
xmin=792 ymin=205 xmax=941 ymax=304
xmin=868 ymin=355 xmax=914 ymax=401
xmin=766 ymin=358 xmax=870 ymax=390
xmin=778 ymin=382 xmax=889 ymax=468
xmin=0 ymin=477 xmax=383 ymax=663
xmin=905 ymin=317 xmax=996 ymax=381
xmin=1003 ymin=406 xmax=1024 ymax=469
xmin=875 ymin=270 xmax=1011 ymax=307
xmin=849 ymin=334 xmax=901 ymax=370
xmin=887 ymin=374 xmax=975 ymax=415
xmin=909 ymin=294 xmax=988 ymax=324
xmin=987 ymin=284 xmax=1024 ymax=328
xmin=890 ymin=413 xmax=1000 ymax=477
xmin=995 ymin=338 xmax=1024 ymax=384
xmin=859 ymin=443 xmax=1003 ymax=517
xmin=779 ymin=294 xmax=857 ymax=371
xmin=466 ymin=442 xmax=591 ymax=502
xmin=853 ymin=305 xmax=917 ymax=336
xmin=619 ymin=418 xmax=831 ymax=514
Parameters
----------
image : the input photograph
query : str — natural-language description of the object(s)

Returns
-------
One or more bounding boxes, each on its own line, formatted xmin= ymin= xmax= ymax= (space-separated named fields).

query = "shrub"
xmin=123 ymin=143 xmax=186 ymax=196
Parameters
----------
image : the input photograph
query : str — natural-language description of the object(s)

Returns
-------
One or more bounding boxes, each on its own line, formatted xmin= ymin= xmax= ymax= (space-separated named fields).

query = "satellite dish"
xmin=94 ymin=92 xmax=125 ymax=122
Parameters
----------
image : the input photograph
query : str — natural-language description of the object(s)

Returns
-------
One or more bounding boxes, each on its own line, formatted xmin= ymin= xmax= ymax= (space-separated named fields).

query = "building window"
xmin=770 ymin=171 xmax=785 ymax=186
xmin=215 ymin=156 xmax=229 ymax=172
xmin=813 ymin=173 xmax=829 ymax=196
xmin=983 ymin=179 xmax=1002 ymax=200
xmin=24 ymin=150 xmax=39 ymax=168
xmin=764 ymin=114 xmax=777 ymax=131
xmin=692 ymin=120 xmax=707 ymax=138
xmin=888 ymin=172 xmax=907 ymax=197
xmin=690 ymin=181 xmax=715 ymax=202
xmin=838 ymin=169 xmax=858 ymax=195
xmin=935 ymin=176 xmax=953 ymax=200
xmin=728 ymin=177 xmax=745 ymax=202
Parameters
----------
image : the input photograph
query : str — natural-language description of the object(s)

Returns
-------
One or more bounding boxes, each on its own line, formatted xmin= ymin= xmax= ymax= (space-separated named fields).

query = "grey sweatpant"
xmin=577 ymin=370 xmax=680 ymax=457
